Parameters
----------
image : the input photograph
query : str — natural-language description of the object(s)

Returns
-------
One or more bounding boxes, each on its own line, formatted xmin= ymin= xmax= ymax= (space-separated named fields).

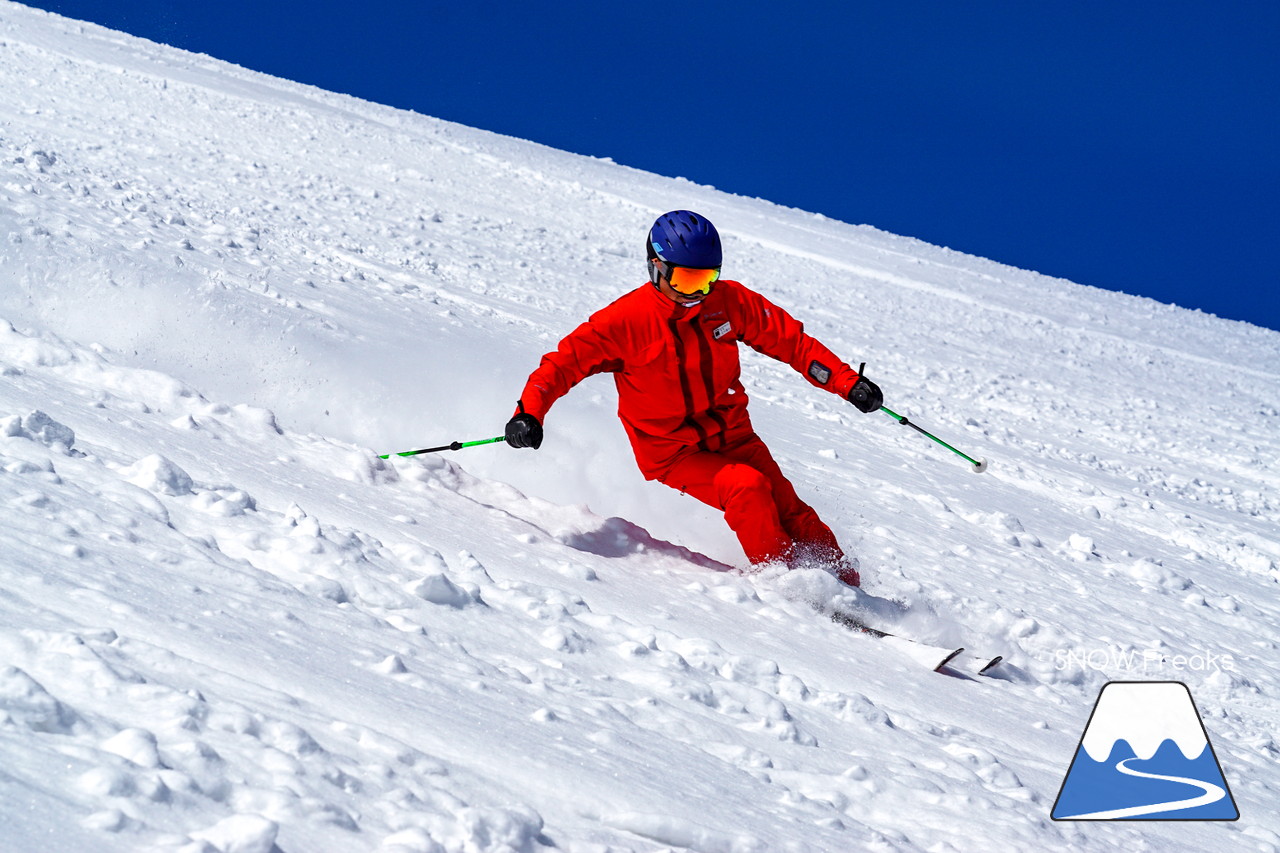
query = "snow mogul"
xmin=505 ymin=210 xmax=881 ymax=585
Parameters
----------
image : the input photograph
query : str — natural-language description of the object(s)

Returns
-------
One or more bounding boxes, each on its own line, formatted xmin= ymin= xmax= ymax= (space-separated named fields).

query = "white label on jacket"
xmin=712 ymin=321 xmax=732 ymax=340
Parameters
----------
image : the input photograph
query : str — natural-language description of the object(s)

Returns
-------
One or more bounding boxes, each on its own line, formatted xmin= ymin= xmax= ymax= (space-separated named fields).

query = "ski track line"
xmin=747 ymin=234 xmax=1280 ymax=381
xmin=1057 ymin=757 xmax=1227 ymax=820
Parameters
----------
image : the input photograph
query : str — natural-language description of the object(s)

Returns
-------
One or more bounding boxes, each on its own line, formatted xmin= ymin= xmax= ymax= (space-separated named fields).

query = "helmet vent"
xmin=646 ymin=210 xmax=721 ymax=268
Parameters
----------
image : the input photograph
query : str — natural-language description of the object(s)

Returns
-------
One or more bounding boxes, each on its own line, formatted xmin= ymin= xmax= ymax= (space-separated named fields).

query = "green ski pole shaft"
xmin=880 ymin=406 xmax=988 ymax=473
xmin=378 ymin=435 xmax=506 ymax=459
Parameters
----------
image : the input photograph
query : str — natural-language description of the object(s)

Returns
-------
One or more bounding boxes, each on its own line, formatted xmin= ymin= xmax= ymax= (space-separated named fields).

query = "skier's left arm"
xmin=732 ymin=282 xmax=882 ymax=412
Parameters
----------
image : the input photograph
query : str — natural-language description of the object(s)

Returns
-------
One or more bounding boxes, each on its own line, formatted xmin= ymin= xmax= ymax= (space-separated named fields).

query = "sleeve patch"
xmin=808 ymin=360 xmax=832 ymax=385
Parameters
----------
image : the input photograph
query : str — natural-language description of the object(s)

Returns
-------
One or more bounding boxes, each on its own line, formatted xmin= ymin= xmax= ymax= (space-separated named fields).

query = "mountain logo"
xmin=1052 ymin=681 xmax=1239 ymax=820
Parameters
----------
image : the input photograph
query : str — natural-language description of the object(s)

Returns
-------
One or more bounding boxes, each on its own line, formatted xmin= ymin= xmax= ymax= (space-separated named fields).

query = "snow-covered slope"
xmin=2 ymin=2 xmax=1279 ymax=851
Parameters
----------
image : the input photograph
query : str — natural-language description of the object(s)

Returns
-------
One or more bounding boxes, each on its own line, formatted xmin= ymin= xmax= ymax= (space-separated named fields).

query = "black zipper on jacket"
xmin=692 ymin=319 xmax=728 ymax=445
xmin=667 ymin=314 xmax=731 ymax=450
xmin=667 ymin=317 xmax=709 ymax=448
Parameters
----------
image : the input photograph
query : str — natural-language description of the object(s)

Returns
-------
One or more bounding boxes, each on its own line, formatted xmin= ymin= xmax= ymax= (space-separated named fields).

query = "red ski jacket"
xmin=516 ymin=280 xmax=863 ymax=480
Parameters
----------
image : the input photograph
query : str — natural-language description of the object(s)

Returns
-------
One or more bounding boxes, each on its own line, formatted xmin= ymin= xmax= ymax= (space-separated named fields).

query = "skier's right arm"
xmin=506 ymin=318 xmax=621 ymax=449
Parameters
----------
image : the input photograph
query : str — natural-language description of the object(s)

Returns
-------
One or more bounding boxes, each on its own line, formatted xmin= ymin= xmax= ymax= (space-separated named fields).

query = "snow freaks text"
xmin=1050 ymin=648 xmax=1237 ymax=674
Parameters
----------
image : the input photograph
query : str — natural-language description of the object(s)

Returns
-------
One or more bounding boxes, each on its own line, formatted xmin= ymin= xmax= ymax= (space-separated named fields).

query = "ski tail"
xmin=978 ymin=655 xmax=1004 ymax=675
xmin=934 ymin=647 xmax=966 ymax=672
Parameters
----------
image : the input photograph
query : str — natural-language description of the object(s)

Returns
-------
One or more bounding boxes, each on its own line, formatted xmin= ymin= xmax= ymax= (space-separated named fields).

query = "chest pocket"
xmin=630 ymin=337 xmax=672 ymax=369
xmin=622 ymin=336 xmax=680 ymax=392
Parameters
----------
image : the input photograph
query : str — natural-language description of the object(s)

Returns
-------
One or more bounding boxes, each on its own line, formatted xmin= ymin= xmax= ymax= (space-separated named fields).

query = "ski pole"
xmin=879 ymin=407 xmax=988 ymax=473
xmin=378 ymin=435 xmax=506 ymax=459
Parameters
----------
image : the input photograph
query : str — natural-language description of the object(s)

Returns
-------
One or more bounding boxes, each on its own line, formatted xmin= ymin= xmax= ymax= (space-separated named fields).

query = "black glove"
xmin=505 ymin=413 xmax=543 ymax=449
xmin=848 ymin=375 xmax=883 ymax=413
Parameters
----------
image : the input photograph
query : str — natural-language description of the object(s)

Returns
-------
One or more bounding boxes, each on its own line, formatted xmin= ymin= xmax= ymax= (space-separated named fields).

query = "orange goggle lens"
xmin=665 ymin=264 xmax=721 ymax=296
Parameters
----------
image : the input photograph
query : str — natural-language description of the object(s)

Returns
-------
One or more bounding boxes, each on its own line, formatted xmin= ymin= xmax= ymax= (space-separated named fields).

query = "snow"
xmin=2 ymin=1 xmax=1279 ymax=850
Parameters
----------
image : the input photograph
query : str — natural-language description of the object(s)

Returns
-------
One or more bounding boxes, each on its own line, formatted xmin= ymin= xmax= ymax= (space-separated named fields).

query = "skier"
xmin=504 ymin=210 xmax=882 ymax=585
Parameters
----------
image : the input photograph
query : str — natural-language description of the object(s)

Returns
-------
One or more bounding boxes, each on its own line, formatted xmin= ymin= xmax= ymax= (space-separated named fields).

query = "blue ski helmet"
xmin=647 ymin=210 xmax=722 ymax=269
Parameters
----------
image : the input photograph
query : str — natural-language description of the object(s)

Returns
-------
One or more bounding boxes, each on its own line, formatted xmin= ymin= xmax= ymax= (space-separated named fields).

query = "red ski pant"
xmin=658 ymin=433 xmax=843 ymax=566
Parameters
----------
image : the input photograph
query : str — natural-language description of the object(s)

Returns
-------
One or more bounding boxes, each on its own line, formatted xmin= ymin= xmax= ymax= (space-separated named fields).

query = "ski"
xmin=977 ymin=655 xmax=1004 ymax=676
xmin=933 ymin=646 xmax=967 ymax=673
xmin=832 ymin=612 xmax=966 ymax=673
xmin=881 ymin=633 xmax=966 ymax=673
xmin=831 ymin=611 xmax=1004 ymax=676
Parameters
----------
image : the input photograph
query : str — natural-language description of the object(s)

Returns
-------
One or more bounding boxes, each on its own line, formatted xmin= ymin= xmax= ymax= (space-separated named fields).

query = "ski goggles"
xmin=656 ymin=260 xmax=722 ymax=296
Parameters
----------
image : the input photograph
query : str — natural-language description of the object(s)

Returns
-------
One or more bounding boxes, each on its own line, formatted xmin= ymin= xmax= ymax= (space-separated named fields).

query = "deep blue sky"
xmin=23 ymin=1 xmax=1280 ymax=331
